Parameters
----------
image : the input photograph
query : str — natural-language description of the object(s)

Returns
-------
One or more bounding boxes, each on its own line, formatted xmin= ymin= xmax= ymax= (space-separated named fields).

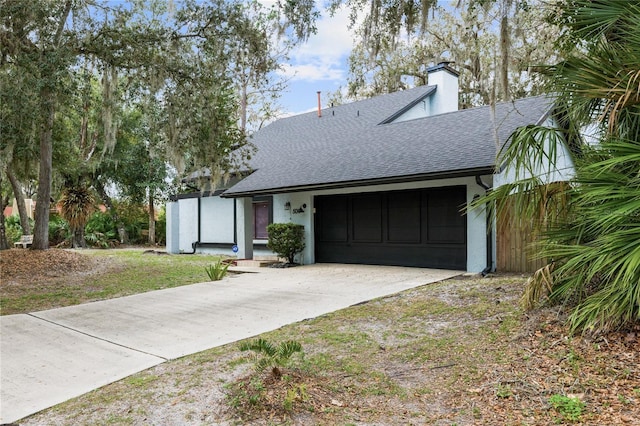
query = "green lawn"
xmin=0 ymin=248 xmax=222 ymax=315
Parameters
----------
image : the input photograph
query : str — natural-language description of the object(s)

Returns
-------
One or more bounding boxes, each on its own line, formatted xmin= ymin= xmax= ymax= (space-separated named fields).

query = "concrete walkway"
xmin=0 ymin=264 xmax=460 ymax=423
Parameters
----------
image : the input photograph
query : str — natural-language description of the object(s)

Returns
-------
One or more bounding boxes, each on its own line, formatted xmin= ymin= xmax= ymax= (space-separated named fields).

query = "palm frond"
xmin=488 ymin=0 xmax=640 ymax=334
xmin=239 ymin=338 xmax=276 ymax=357
xmin=276 ymin=340 xmax=303 ymax=359
xmin=59 ymin=185 xmax=95 ymax=229
xmin=521 ymin=263 xmax=555 ymax=310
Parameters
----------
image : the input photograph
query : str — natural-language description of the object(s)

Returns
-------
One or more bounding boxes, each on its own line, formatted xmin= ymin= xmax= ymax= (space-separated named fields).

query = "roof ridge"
xmin=282 ymin=84 xmax=437 ymax=119
xmin=379 ymin=94 xmax=553 ymax=126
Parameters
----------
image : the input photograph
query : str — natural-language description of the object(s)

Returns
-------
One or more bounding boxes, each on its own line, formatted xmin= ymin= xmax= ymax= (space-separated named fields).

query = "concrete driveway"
xmin=0 ymin=264 xmax=460 ymax=423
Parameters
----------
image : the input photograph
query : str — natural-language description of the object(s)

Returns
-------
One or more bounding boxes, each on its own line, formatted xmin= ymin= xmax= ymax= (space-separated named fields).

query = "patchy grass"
xmin=0 ymin=248 xmax=221 ymax=314
xmin=18 ymin=273 xmax=640 ymax=425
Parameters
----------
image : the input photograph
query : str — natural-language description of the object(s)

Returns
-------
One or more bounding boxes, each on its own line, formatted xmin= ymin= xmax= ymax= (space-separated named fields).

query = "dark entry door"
xmin=253 ymin=201 xmax=270 ymax=240
xmin=314 ymin=186 xmax=466 ymax=269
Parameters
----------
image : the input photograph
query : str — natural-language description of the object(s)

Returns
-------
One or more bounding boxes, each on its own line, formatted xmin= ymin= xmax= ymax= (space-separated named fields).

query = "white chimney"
xmin=426 ymin=62 xmax=459 ymax=115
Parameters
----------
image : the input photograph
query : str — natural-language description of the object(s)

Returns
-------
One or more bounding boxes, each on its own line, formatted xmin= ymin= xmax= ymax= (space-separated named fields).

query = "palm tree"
xmin=59 ymin=184 xmax=95 ymax=248
xmin=239 ymin=338 xmax=303 ymax=379
xmin=483 ymin=0 xmax=640 ymax=334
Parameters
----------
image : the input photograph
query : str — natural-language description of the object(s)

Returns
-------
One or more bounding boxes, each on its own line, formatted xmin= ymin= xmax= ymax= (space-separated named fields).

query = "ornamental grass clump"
xmin=204 ymin=258 xmax=230 ymax=281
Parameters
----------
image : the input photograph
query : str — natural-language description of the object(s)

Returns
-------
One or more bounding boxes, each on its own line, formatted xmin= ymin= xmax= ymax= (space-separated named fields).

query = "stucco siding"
xmin=200 ymin=196 xmax=235 ymax=244
xmin=271 ymin=176 xmax=492 ymax=272
xmin=272 ymin=193 xmax=313 ymax=265
xmin=177 ymin=198 xmax=198 ymax=253
xmin=495 ymin=119 xmax=575 ymax=188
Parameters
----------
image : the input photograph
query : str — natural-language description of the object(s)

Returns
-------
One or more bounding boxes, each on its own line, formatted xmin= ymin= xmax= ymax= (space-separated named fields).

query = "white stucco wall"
xmin=178 ymin=198 xmax=199 ymax=253
xmin=495 ymin=119 xmax=576 ymax=188
xmin=200 ymin=196 xmax=235 ymax=243
xmin=235 ymin=197 xmax=254 ymax=260
xmin=393 ymin=100 xmax=431 ymax=123
xmin=166 ymin=201 xmax=180 ymax=254
xmin=427 ymin=69 xmax=459 ymax=116
xmin=272 ymin=192 xmax=314 ymax=265
xmin=271 ymin=175 xmax=493 ymax=272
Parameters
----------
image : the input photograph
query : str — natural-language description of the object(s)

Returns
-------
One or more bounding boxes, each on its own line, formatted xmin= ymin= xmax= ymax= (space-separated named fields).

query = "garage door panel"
xmin=387 ymin=191 xmax=421 ymax=243
xmin=318 ymin=243 xmax=464 ymax=269
xmin=318 ymin=196 xmax=348 ymax=242
xmin=427 ymin=189 xmax=466 ymax=243
xmin=351 ymin=194 xmax=382 ymax=242
xmin=315 ymin=186 xmax=466 ymax=269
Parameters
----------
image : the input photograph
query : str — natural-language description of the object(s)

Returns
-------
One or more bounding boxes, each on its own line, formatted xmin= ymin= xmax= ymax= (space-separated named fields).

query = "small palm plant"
xmin=239 ymin=338 xmax=303 ymax=379
xmin=59 ymin=184 xmax=95 ymax=249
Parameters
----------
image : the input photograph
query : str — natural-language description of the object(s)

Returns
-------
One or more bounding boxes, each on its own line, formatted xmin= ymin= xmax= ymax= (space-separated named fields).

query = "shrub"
xmin=155 ymin=208 xmax=166 ymax=245
xmin=228 ymin=339 xmax=308 ymax=418
xmin=48 ymin=215 xmax=70 ymax=246
xmin=113 ymin=201 xmax=148 ymax=244
xmin=266 ymin=223 xmax=305 ymax=264
xmin=5 ymin=215 xmax=24 ymax=243
xmin=85 ymin=211 xmax=117 ymax=248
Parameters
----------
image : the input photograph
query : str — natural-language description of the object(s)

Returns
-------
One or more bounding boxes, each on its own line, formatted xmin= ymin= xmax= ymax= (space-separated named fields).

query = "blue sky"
xmin=273 ymin=5 xmax=356 ymax=116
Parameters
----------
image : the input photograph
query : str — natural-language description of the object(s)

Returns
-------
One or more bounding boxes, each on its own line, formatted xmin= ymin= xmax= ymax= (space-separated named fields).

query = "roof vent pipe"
xmin=317 ymin=91 xmax=322 ymax=117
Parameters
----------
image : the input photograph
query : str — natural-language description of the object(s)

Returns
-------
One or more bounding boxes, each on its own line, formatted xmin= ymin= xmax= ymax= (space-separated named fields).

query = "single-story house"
xmin=166 ymin=63 xmax=574 ymax=273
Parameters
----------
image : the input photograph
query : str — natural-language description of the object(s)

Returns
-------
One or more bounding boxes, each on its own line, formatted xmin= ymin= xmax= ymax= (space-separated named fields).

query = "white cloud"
xmin=281 ymin=6 xmax=355 ymax=82
xmin=280 ymin=62 xmax=343 ymax=82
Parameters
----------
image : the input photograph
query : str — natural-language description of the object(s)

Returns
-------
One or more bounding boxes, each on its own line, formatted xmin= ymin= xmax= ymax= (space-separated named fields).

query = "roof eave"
xmin=221 ymin=166 xmax=496 ymax=198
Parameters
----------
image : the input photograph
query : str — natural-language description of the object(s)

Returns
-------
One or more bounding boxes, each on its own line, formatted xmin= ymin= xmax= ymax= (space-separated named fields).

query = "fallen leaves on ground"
xmin=1 ymin=248 xmax=99 ymax=282
xmin=0 ymin=248 xmax=117 ymax=314
xmin=470 ymin=308 xmax=640 ymax=425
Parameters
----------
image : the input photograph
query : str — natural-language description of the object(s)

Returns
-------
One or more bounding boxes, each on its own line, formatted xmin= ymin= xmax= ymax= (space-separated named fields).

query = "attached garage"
xmin=190 ymin=85 xmax=552 ymax=273
xmin=314 ymin=186 xmax=467 ymax=269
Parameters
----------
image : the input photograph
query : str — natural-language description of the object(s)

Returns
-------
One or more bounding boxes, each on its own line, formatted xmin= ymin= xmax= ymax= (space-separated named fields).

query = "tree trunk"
xmin=71 ymin=226 xmax=87 ymax=248
xmin=148 ymin=192 xmax=156 ymax=245
xmin=6 ymin=166 xmax=32 ymax=235
xmin=32 ymin=0 xmax=73 ymax=250
xmin=499 ymin=3 xmax=511 ymax=102
xmin=239 ymin=81 xmax=248 ymax=133
xmin=0 ymin=178 xmax=10 ymax=250
xmin=32 ymin=88 xmax=55 ymax=250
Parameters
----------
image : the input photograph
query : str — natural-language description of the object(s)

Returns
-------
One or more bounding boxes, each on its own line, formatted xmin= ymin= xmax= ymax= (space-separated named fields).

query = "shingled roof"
xmin=223 ymin=87 xmax=553 ymax=197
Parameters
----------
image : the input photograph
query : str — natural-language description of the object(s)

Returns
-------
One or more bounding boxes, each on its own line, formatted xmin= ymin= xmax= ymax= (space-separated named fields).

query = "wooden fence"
xmin=496 ymin=200 xmax=547 ymax=273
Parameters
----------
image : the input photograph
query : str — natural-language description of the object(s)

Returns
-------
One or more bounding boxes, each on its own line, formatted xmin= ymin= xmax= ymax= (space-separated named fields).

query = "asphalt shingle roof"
xmin=223 ymin=87 xmax=553 ymax=197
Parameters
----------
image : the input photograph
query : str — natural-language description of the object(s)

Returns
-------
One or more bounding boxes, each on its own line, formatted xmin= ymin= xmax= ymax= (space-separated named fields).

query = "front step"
xmin=234 ymin=259 xmax=280 ymax=267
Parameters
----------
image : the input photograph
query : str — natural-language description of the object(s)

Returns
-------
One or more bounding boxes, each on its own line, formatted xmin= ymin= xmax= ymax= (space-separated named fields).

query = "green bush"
xmin=48 ymin=215 xmax=70 ymax=246
xmin=266 ymin=223 xmax=305 ymax=264
xmin=239 ymin=338 xmax=303 ymax=379
xmin=113 ymin=202 xmax=148 ymax=244
xmin=155 ymin=208 xmax=166 ymax=245
xmin=85 ymin=211 xmax=118 ymax=248
xmin=5 ymin=215 xmax=24 ymax=243
xmin=114 ymin=201 xmax=149 ymax=244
